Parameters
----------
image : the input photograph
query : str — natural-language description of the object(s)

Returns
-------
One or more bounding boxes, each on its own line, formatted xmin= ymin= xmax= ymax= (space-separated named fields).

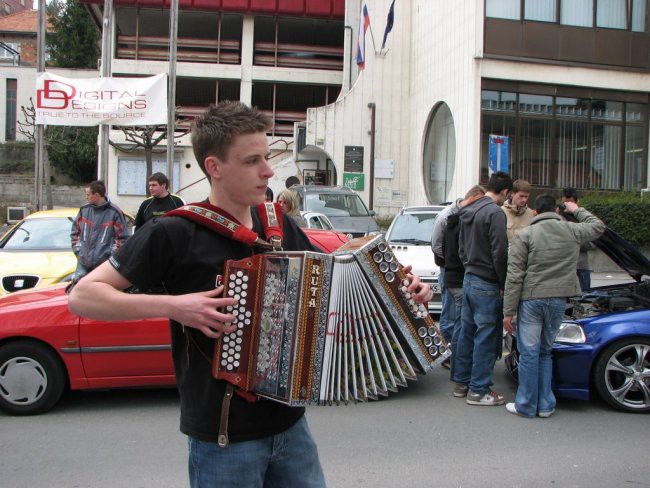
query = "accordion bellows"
xmin=213 ymin=234 xmax=449 ymax=406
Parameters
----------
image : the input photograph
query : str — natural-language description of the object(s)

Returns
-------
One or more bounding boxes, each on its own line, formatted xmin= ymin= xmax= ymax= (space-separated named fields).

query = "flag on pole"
xmin=381 ymin=0 xmax=395 ymax=50
xmin=356 ymin=3 xmax=371 ymax=69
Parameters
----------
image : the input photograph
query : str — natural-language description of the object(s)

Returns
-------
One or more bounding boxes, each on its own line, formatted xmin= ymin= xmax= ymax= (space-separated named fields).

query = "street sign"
xmin=488 ymin=134 xmax=509 ymax=175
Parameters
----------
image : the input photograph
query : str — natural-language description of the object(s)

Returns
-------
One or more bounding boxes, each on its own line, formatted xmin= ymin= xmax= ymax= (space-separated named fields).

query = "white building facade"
xmin=307 ymin=0 xmax=650 ymax=215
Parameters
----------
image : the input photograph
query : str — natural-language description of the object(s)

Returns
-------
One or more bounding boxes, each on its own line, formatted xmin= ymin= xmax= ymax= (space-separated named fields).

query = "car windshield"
xmin=304 ymin=193 xmax=370 ymax=217
xmin=387 ymin=212 xmax=438 ymax=245
xmin=1 ymin=217 xmax=74 ymax=250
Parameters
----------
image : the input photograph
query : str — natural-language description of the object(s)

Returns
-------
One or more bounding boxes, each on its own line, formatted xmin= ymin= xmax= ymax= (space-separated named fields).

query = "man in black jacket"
xmin=451 ymin=171 xmax=512 ymax=406
xmin=441 ymin=185 xmax=485 ymax=378
xmin=134 ymin=172 xmax=185 ymax=230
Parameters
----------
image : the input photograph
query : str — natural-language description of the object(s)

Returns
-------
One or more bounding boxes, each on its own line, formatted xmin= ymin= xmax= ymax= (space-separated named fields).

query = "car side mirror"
xmin=369 ymin=210 xmax=376 ymax=216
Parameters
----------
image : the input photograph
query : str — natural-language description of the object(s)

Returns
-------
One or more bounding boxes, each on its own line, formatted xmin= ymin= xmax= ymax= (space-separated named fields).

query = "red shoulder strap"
xmin=256 ymin=202 xmax=283 ymax=250
xmin=165 ymin=201 xmax=283 ymax=250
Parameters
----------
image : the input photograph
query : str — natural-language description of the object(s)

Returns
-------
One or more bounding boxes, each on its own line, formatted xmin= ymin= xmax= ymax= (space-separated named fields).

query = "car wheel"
xmin=593 ymin=337 xmax=650 ymax=413
xmin=0 ymin=341 xmax=66 ymax=415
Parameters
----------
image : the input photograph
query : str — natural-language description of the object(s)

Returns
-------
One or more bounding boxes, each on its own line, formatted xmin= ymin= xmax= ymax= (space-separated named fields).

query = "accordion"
xmin=212 ymin=234 xmax=449 ymax=406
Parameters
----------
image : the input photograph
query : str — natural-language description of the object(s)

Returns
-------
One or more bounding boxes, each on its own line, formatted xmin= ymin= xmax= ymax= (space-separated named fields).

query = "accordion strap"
xmin=218 ymin=384 xmax=234 ymax=448
xmin=165 ymin=201 xmax=284 ymax=250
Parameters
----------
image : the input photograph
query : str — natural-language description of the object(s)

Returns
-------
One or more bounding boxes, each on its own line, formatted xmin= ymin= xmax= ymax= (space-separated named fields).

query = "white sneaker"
xmin=538 ymin=409 xmax=556 ymax=418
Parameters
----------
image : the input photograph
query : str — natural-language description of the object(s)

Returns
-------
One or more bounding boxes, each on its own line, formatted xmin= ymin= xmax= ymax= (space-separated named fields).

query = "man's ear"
xmin=204 ymin=156 xmax=221 ymax=180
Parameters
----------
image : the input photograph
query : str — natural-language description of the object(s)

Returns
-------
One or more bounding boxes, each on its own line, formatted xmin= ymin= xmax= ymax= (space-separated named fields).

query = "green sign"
xmin=343 ymin=172 xmax=364 ymax=190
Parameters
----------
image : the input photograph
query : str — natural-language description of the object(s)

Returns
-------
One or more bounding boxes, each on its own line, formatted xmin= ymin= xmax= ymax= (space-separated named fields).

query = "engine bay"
xmin=566 ymin=280 xmax=650 ymax=319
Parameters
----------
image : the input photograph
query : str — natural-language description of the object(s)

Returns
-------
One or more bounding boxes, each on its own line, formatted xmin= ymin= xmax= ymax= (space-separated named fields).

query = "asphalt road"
xmin=1 ymin=360 xmax=648 ymax=488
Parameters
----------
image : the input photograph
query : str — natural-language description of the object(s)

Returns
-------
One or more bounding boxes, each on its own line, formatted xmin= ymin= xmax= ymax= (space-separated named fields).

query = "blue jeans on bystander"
xmin=451 ymin=273 xmax=503 ymax=395
xmin=447 ymin=286 xmax=464 ymax=378
xmin=577 ymin=269 xmax=591 ymax=292
xmin=438 ymin=268 xmax=454 ymax=343
xmin=188 ymin=416 xmax=326 ymax=488
xmin=514 ymin=297 xmax=566 ymax=417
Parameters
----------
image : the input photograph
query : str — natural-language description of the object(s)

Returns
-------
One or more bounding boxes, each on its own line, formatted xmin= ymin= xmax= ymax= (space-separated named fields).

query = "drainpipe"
xmin=368 ymin=102 xmax=376 ymax=211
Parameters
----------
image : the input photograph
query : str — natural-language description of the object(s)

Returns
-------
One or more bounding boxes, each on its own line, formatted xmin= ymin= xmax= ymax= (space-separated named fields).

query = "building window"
xmin=560 ymin=0 xmax=594 ymax=27
xmin=481 ymin=88 xmax=648 ymax=192
xmin=5 ymin=79 xmax=17 ymax=141
xmin=524 ymin=0 xmax=557 ymax=22
xmin=117 ymin=159 xmax=180 ymax=195
xmin=0 ymin=42 xmax=19 ymax=63
xmin=597 ymin=0 xmax=627 ymax=29
xmin=486 ymin=0 xmax=521 ymax=19
xmin=488 ymin=0 xmax=648 ymax=31
xmin=423 ymin=102 xmax=456 ymax=204
xmin=252 ymin=82 xmax=340 ymax=137
xmin=632 ymin=0 xmax=647 ymax=31
xmin=519 ymin=94 xmax=554 ymax=186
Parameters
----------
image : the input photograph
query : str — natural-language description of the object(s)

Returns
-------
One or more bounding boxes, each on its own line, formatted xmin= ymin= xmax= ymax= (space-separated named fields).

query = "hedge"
xmin=579 ymin=192 xmax=650 ymax=248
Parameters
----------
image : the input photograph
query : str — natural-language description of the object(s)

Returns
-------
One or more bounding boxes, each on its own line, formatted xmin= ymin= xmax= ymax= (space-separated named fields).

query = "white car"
xmin=385 ymin=205 xmax=447 ymax=314
xmin=301 ymin=211 xmax=336 ymax=230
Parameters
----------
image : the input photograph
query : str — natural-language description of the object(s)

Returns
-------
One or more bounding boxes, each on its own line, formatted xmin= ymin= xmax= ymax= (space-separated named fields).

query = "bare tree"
xmin=108 ymin=114 xmax=190 ymax=195
xmin=18 ymin=98 xmax=90 ymax=209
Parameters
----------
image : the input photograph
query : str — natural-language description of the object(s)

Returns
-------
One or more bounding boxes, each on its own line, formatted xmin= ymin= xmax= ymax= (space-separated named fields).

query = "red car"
xmin=0 ymin=228 xmax=348 ymax=415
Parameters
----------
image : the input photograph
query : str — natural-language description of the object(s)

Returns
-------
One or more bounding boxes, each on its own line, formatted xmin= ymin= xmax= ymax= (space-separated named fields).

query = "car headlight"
xmin=555 ymin=322 xmax=586 ymax=344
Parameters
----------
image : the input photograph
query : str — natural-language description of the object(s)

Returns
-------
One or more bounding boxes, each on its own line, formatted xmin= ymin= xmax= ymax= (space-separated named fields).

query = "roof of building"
xmin=0 ymin=9 xmax=54 ymax=34
xmin=80 ymin=0 xmax=344 ymax=19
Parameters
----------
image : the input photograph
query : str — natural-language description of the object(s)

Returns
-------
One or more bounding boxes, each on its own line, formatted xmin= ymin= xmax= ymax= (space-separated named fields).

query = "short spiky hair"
xmin=534 ymin=193 xmax=557 ymax=214
xmin=512 ymin=179 xmax=531 ymax=194
xmin=486 ymin=171 xmax=513 ymax=194
xmin=191 ymin=101 xmax=272 ymax=177
xmin=87 ymin=180 xmax=106 ymax=198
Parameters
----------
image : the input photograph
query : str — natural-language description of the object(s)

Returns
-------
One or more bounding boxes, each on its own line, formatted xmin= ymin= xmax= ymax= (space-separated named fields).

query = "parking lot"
xmin=2 ymin=357 xmax=648 ymax=488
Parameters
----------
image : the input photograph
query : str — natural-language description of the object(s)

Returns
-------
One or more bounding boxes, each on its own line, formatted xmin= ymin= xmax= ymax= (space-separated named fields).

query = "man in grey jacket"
xmin=452 ymin=171 xmax=512 ymax=406
xmin=503 ymin=194 xmax=605 ymax=418
xmin=70 ymin=180 xmax=128 ymax=282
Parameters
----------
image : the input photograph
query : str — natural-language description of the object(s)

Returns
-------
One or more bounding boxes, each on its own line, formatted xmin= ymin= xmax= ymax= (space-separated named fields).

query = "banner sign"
xmin=488 ymin=134 xmax=509 ymax=175
xmin=35 ymin=73 xmax=168 ymax=126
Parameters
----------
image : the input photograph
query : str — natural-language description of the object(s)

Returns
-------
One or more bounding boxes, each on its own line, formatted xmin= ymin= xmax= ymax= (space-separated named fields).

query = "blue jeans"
xmin=515 ymin=298 xmax=566 ymax=417
xmin=451 ymin=273 xmax=503 ymax=394
xmin=577 ymin=269 xmax=591 ymax=292
xmin=447 ymin=287 xmax=464 ymax=378
xmin=438 ymin=268 xmax=454 ymax=343
xmin=188 ymin=416 xmax=326 ymax=488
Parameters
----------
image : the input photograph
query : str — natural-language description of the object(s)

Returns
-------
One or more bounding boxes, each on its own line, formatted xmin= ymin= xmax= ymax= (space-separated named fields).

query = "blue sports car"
xmin=505 ymin=227 xmax=650 ymax=413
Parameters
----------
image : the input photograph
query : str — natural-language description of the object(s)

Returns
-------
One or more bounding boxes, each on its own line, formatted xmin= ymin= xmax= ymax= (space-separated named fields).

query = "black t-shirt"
xmin=110 ymin=205 xmax=316 ymax=443
xmin=134 ymin=194 xmax=185 ymax=230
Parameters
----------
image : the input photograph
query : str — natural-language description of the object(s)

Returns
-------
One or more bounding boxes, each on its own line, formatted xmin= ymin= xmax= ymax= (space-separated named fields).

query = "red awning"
xmin=80 ymin=0 xmax=345 ymax=19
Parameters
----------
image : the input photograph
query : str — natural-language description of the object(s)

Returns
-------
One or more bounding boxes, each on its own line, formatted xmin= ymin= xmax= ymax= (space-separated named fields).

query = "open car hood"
xmin=562 ymin=211 xmax=650 ymax=282
xmin=593 ymin=228 xmax=650 ymax=282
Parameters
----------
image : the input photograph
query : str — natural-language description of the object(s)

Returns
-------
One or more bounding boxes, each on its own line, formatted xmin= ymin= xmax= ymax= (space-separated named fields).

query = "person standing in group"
xmin=431 ymin=195 xmax=464 ymax=357
xmin=68 ymin=101 xmax=436 ymax=487
xmin=502 ymin=179 xmax=535 ymax=244
xmin=134 ymin=172 xmax=185 ymax=231
xmin=561 ymin=187 xmax=595 ymax=291
xmin=265 ymin=187 xmax=274 ymax=202
xmin=278 ymin=189 xmax=307 ymax=228
xmin=452 ymin=171 xmax=513 ymax=406
xmin=70 ymin=180 xmax=128 ymax=282
xmin=503 ymin=194 xmax=605 ymax=418
xmin=440 ymin=185 xmax=486 ymax=378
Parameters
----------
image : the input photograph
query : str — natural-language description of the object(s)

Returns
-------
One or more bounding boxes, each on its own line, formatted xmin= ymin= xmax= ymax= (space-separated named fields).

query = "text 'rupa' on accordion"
xmin=213 ymin=234 xmax=449 ymax=406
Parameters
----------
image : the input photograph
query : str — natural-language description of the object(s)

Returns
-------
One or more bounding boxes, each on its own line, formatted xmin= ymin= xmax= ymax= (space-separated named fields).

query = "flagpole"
xmin=368 ymin=21 xmax=377 ymax=53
